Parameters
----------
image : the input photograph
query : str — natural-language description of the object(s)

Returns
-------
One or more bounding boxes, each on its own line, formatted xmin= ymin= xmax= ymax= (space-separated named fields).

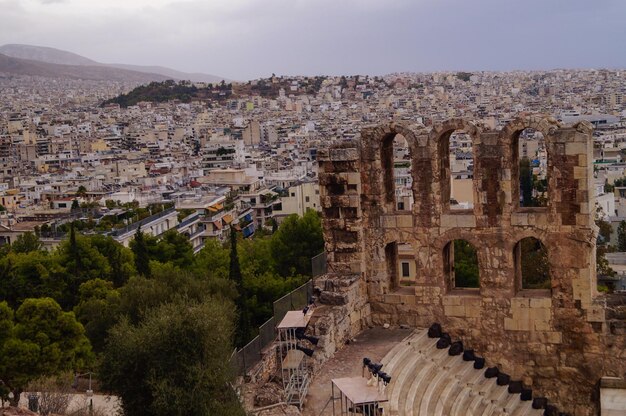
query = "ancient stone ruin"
xmin=314 ymin=115 xmax=626 ymax=415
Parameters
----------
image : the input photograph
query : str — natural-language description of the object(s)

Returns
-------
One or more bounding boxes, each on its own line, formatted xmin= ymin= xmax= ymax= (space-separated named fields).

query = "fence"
xmin=232 ymin=280 xmax=313 ymax=376
xmin=311 ymin=251 xmax=327 ymax=277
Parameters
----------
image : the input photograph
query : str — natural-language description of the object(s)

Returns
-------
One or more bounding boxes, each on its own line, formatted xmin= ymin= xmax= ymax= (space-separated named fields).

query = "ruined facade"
xmin=315 ymin=115 xmax=626 ymax=415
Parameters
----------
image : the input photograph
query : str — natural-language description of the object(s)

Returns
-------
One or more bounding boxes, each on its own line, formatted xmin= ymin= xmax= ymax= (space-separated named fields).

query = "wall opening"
xmin=397 ymin=243 xmax=416 ymax=286
xmin=439 ymin=129 xmax=474 ymax=211
xmin=444 ymin=239 xmax=479 ymax=289
xmin=516 ymin=128 xmax=548 ymax=208
xmin=385 ymin=242 xmax=399 ymax=290
xmin=381 ymin=133 xmax=412 ymax=211
xmin=515 ymin=237 xmax=550 ymax=290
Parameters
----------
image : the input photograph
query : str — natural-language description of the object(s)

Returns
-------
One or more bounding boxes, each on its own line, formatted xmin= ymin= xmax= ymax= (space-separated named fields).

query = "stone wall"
xmin=316 ymin=115 xmax=626 ymax=415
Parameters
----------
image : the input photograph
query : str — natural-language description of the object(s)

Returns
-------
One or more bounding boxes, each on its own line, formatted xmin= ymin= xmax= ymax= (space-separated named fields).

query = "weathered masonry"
xmin=315 ymin=115 xmax=626 ymax=415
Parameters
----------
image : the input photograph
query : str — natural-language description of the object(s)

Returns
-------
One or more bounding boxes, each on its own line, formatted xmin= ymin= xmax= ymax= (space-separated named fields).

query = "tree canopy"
xmin=100 ymin=298 xmax=244 ymax=416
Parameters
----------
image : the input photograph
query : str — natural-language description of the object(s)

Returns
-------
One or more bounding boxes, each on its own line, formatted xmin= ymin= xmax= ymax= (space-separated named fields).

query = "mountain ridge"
xmin=0 ymin=53 xmax=169 ymax=82
xmin=0 ymin=44 xmax=229 ymax=83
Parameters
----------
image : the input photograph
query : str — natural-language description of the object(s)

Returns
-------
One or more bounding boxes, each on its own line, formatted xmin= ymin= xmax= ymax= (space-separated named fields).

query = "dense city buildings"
xmin=1 ymin=70 xmax=625 ymax=261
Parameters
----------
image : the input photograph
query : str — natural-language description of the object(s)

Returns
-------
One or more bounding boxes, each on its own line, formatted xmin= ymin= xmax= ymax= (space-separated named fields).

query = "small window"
xmin=315 ymin=189 xmax=320 ymax=195
xmin=397 ymin=201 xmax=405 ymax=211
xmin=305 ymin=196 xmax=310 ymax=202
xmin=291 ymin=192 xmax=295 ymax=197
xmin=401 ymin=262 xmax=410 ymax=277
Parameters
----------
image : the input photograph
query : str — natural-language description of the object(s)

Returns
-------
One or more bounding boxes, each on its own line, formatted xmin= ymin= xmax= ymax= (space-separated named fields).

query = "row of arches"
xmin=386 ymin=237 xmax=550 ymax=291
xmin=378 ymin=118 xmax=556 ymax=213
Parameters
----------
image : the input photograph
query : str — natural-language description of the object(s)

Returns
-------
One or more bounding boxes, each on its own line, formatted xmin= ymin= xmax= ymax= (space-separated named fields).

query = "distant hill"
xmin=101 ymin=79 xmax=230 ymax=107
xmin=0 ymin=44 xmax=228 ymax=83
xmin=0 ymin=53 xmax=169 ymax=82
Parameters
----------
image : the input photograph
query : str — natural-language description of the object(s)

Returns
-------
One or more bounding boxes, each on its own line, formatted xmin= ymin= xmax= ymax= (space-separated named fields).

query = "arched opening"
xmin=439 ymin=129 xmax=474 ymax=211
xmin=516 ymin=128 xmax=548 ymax=207
xmin=385 ymin=241 xmax=417 ymax=289
xmin=444 ymin=239 xmax=479 ymax=289
xmin=515 ymin=237 xmax=550 ymax=290
xmin=381 ymin=133 xmax=412 ymax=211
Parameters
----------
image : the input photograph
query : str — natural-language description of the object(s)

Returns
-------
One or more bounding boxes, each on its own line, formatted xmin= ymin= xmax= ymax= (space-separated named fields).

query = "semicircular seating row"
xmin=379 ymin=326 xmax=558 ymax=416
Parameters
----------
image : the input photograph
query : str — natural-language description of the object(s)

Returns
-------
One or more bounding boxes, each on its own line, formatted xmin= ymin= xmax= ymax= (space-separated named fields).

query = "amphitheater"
xmin=247 ymin=115 xmax=626 ymax=416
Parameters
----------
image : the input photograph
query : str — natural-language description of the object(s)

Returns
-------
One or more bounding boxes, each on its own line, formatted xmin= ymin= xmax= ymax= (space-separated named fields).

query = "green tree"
xmin=519 ymin=238 xmax=550 ymax=289
xmin=618 ymin=220 xmax=626 ymax=251
xmin=71 ymin=199 xmax=80 ymax=211
xmin=100 ymin=298 xmax=244 ymax=416
xmin=192 ymin=239 xmax=229 ymax=279
xmin=130 ymin=226 xmax=151 ymax=277
xmin=11 ymin=232 xmax=42 ymax=254
xmin=453 ymin=240 xmax=479 ymax=288
xmin=270 ymin=209 xmax=324 ymax=277
xmin=76 ymin=186 xmax=88 ymax=198
xmin=88 ymin=235 xmax=135 ymax=287
xmin=73 ymin=279 xmax=121 ymax=352
xmin=152 ymin=230 xmax=193 ymax=269
xmin=57 ymin=226 xmax=111 ymax=307
xmin=0 ymin=251 xmax=67 ymax=309
xmin=0 ymin=298 xmax=93 ymax=405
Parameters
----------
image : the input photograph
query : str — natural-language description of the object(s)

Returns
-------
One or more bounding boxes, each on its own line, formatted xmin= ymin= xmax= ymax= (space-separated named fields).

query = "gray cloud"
xmin=0 ymin=0 xmax=625 ymax=80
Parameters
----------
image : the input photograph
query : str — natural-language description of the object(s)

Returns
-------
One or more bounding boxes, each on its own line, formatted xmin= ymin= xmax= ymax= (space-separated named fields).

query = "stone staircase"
xmin=378 ymin=329 xmax=544 ymax=416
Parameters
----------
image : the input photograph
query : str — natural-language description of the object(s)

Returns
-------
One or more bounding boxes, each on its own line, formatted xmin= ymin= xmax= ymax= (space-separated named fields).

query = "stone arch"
xmin=500 ymin=115 xmax=561 ymax=210
xmin=429 ymin=119 xmax=481 ymax=210
xmin=370 ymin=122 xmax=421 ymax=211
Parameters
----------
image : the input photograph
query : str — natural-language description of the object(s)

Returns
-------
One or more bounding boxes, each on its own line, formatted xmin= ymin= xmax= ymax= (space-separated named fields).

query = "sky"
xmin=1 ymin=0 xmax=625 ymax=80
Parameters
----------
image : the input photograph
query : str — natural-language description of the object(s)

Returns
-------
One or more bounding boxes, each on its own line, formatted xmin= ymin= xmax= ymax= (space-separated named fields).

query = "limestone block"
xmin=346 ymin=172 xmax=360 ymax=184
xmin=530 ymin=307 xmax=551 ymax=321
xmin=511 ymin=213 xmax=529 ymax=226
xmin=576 ymin=214 xmax=589 ymax=226
xmin=396 ymin=215 xmax=413 ymax=228
xmin=444 ymin=305 xmax=465 ymax=317
xmin=511 ymin=298 xmax=530 ymax=309
xmin=530 ymin=298 xmax=551 ymax=309
xmin=440 ymin=214 xmax=457 ymax=228
xmin=504 ymin=318 xmax=518 ymax=331
xmin=586 ymin=306 xmax=605 ymax=323
xmin=534 ymin=319 xmax=551 ymax=331
xmin=578 ymin=154 xmax=588 ymax=167
xmin=455 ymin=214 xmax=476 ymax=228
xmin=565 ymin=141 xmax=587 ymax=155
xmin=443 ymin=296 xmax=462 ymax=306
xmin=573 ymin=166 xmax=587 ymax=180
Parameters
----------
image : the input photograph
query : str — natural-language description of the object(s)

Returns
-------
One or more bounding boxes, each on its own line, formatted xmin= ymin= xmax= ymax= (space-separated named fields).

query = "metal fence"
xmin=232 ymin=280 xmax=313 ymax=376
xmin=311 ymin=251 xmax=327 ymax=277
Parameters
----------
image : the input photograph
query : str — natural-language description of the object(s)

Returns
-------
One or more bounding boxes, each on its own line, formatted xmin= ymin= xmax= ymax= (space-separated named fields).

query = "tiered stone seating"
xmin=378 ymin=328 xmax=544 ymax=416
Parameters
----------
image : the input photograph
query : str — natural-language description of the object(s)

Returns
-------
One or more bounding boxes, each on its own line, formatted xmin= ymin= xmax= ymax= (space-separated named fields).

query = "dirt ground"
xmin=302 ymin=326 xmax=413 ymax=416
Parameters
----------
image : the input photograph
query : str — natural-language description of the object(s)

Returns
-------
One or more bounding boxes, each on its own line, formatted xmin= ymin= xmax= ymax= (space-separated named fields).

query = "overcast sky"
xmin=1 ymin=0 xmax=625 ymax=80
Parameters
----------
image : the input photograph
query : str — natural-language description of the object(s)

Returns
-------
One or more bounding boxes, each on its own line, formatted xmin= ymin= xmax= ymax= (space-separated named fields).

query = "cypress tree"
xmin=230 ymin=227 xmax=249 ymax=347
xmin=132 ymin=226 xmax=151 ymax=277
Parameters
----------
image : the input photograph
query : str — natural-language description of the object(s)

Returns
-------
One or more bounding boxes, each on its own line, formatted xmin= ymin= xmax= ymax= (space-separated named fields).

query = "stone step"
xmin=389 ymin=352 xmax=428 ymax=412
xmin=403 ymin=361 xmax=437 ymax=415
xmin=419 ymin=366 xmax=454 ymax=416
xmin=435 ymin=378 xmax=463 ymax=416
xmin=450 ymin=386 xmax=475 ymax=416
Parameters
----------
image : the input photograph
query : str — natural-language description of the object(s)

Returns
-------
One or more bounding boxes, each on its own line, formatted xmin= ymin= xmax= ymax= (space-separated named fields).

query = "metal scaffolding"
xmin=277 ymin=309 xmax=314 ymax=408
